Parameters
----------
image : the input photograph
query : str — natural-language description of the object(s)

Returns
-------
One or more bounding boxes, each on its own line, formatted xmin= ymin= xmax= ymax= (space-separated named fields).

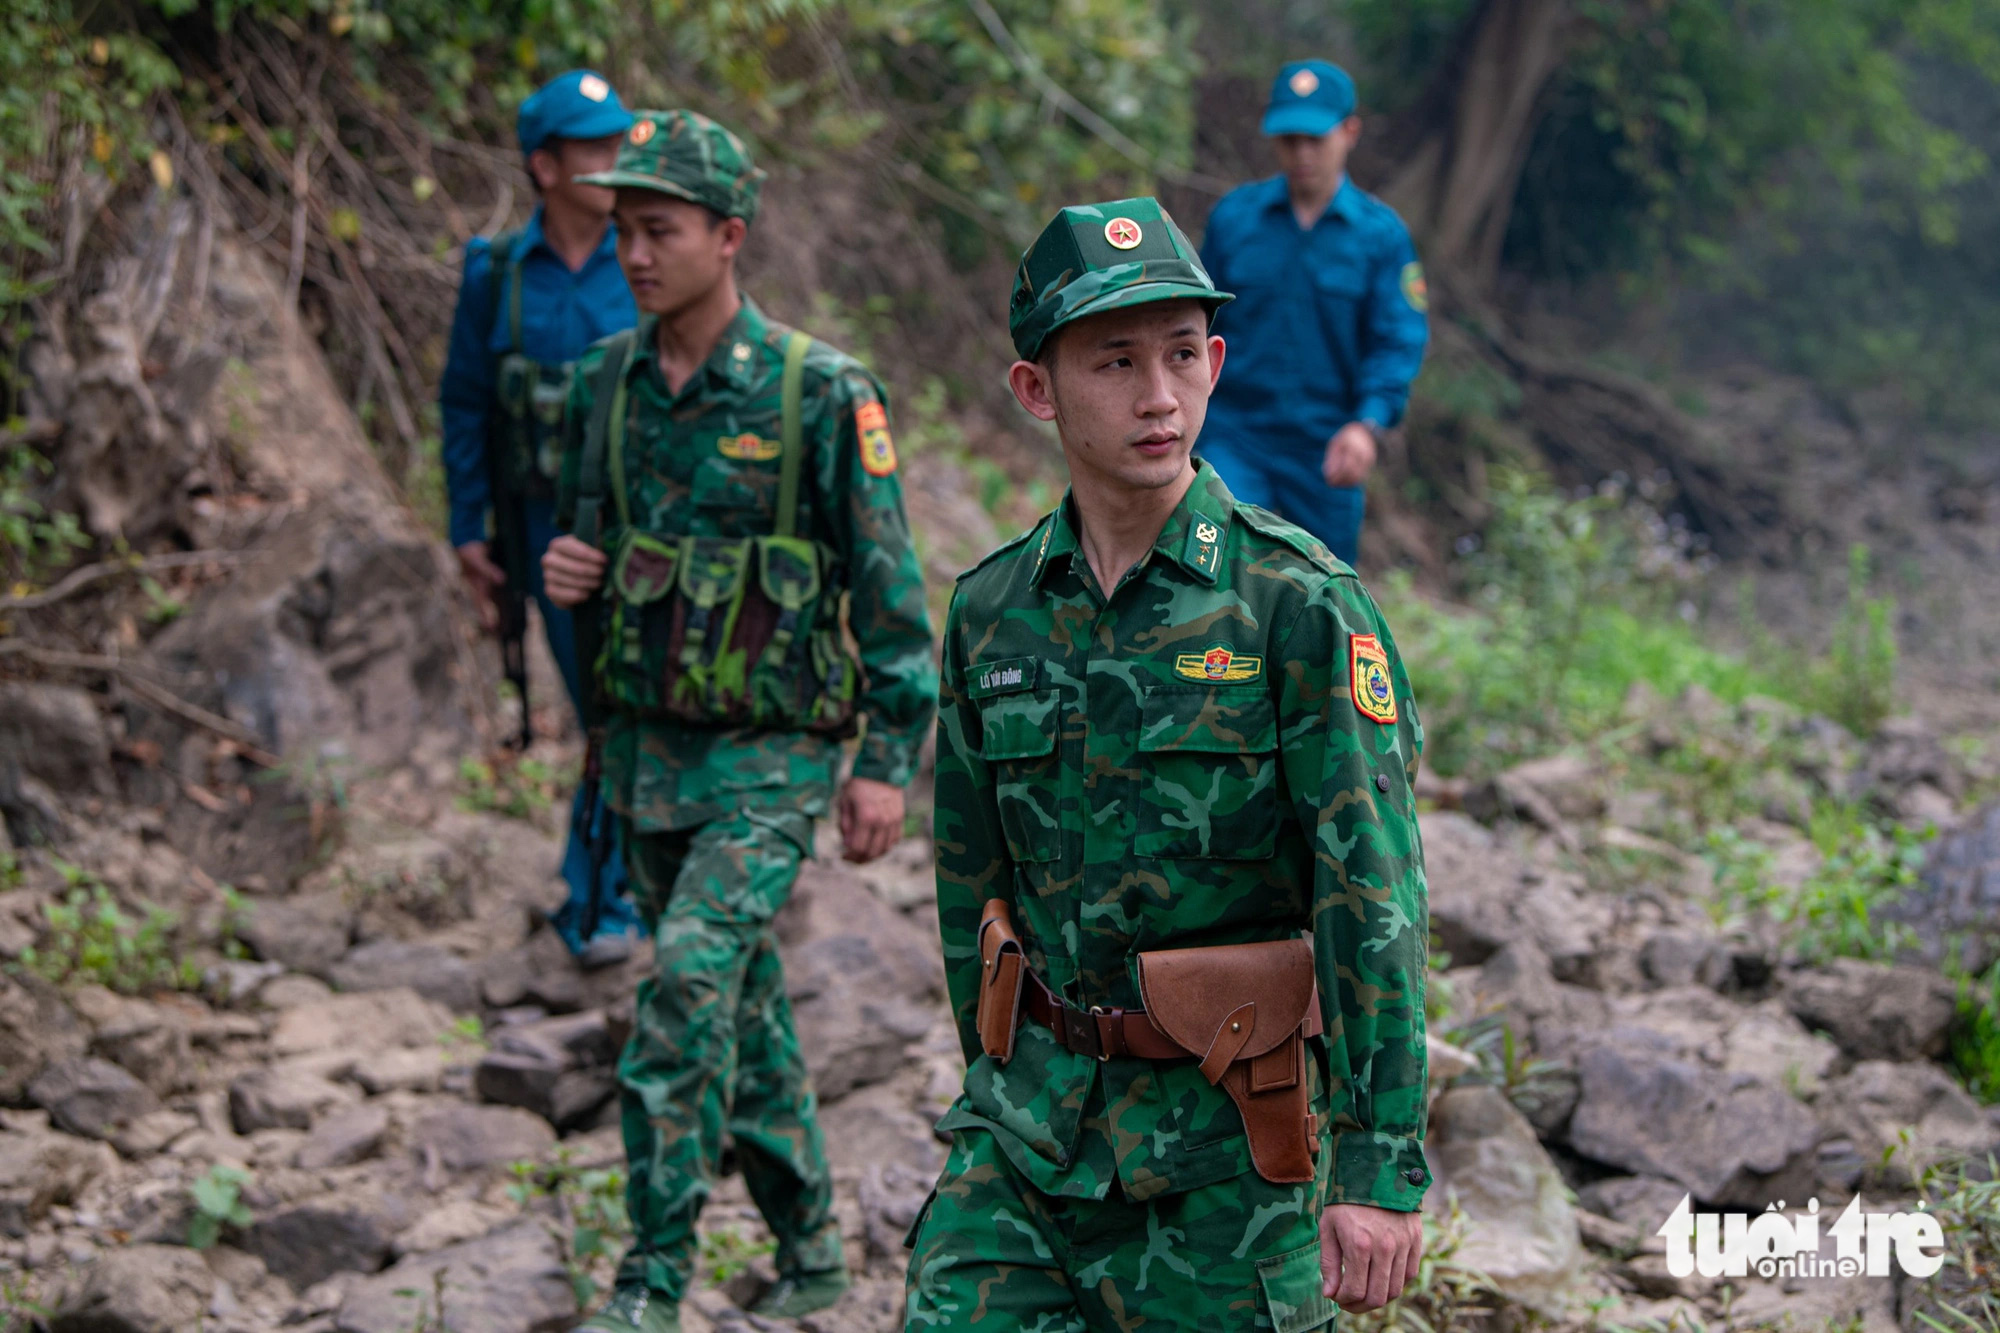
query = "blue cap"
xmin=1262 ymin=60 xmax=1356 ymax=137
xmin=516 ymin=70 xmax=634 ymax=156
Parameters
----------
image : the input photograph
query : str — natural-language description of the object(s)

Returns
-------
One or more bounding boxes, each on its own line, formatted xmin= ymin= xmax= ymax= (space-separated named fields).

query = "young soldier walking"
xmin=906 ymin=198 xmax=1430 ymax=1330
xmin=440 ymin=69 xmax=644 ymax=961
xmin=541 ymin=111 xmax=936 ymax=1331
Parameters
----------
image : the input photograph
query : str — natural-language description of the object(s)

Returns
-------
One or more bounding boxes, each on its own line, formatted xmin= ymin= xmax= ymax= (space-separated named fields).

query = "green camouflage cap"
xmin=1007 ymin=197 xmax=1233 ymax=361
xmin=575 ymin=108 xmax=766 ymax=222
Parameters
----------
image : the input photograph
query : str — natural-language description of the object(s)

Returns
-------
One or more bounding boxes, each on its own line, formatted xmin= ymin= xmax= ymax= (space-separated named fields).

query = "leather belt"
xmin=1022 ymin=974 xmax=1321 ymax=1062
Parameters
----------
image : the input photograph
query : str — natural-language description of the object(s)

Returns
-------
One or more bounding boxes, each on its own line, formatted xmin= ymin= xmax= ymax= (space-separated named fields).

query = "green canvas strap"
xmin=775 ymin=330 xmax=812 ymax=540
xmin=573 ymin=327 xmax=639 ymax=551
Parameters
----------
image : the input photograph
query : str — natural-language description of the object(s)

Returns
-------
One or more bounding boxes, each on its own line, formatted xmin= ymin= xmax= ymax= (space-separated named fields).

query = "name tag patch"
xmin=1174 ymin=645 xmax=1262 ymax=683
xmin=1350 ymin=633 xmax=1397 ymax=723
xmin=967 ymin=656 xmax=1039 ymax=699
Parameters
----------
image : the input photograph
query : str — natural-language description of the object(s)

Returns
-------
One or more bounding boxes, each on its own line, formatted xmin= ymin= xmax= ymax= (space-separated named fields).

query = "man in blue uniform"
xmin=440 ymin=69 xmax=642 ymax=961
xmin=1197 ymin=59 xmax=1429 ymax=568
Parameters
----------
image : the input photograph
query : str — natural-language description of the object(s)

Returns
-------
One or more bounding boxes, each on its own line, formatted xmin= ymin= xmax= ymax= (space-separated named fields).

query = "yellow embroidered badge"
xmin=1350 ymin=633 xmax=1397 ymax=723
xmin=856 ymin=401 xmax=897 ymax=476
xmin=1174 ymin=646 xmax=1262 ymax=683
xmin=717 ymin=432 xmax=781 ymax=461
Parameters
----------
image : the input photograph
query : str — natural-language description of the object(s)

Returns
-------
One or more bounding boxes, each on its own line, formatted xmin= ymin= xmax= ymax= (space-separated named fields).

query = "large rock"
xmin=408 ymin=1104 xmax=555 ymax=1174
xmin=1464 ymin=752 xmax=1608 ymax=832
xmin=85 ymin=994 xmax=196 ymax=1095
xmin=0 ymin=1119 xmax=117 ymax=1236
xmin=329 ymin=938 xmax=481 ymax=1013
xmin=296 ymin=1102 xmax=390 ymax=1170
xmin=246 ymin=1188 xmax=413 ymax=1289
xmin=1816 ymin=1060 xmax=1994 ymax=1186
xmin=49 ymin=1243 xmax=214 ymax=1333
xmin=1425 ymin=1085 xmax=1583 ymax=1304
xmin=235 ymin=892 xmax=354 ymax=976
xmin=269 ymin=986 xmax=453 ymax=1056
xmin=1884 ymin=800 xmax=2000 ymax=973
xmin=781 ymin=860 xmax=945 ymax=1102
xmin=0 ymin=971 xmax=88 ymax=1101
xmin=228 ymin=1062 xmax=357 ymax=1132
xmin=333 ymin=1219 xmax=575 ymax=1333
xmin=1783 ymin=958 xmax=1956 ymax=1061
xmin=0 ymin=682 xmax=114 ymax=798
xmin=1420 ymin=814 xmax=1611 ymax=979
xmin=29 ymin=1057 xmax=164 ymax=1141
xmin=475 ymin=1011 xmax=617 ymax=1128
xmin=1566 ymin=1034 xmax=1821 ymax=1206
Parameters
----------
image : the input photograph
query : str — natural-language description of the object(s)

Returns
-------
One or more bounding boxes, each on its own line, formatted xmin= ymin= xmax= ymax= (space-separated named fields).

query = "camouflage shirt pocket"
xmin=971 ymin=659 xmax=1060 ymax=864
xmin=1135 ymin=686 xmax=1281 ymax=860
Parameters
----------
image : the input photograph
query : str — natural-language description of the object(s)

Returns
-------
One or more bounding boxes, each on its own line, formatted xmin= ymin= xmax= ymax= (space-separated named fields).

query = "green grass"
xmin=16 ymin=863 xmax=203 ymax=995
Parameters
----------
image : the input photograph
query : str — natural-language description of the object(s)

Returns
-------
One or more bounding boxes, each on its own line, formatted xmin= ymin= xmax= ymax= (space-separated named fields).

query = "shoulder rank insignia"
xmin=1349 ymin=633 xmax=1397 ymax=723
xmin=1175 ymin=644 xmax=1262 ymax=683
xmin=718 ymin=432 xmax=781 ymax=461
xmin=855 ymin=400 xmax=897 ymax=477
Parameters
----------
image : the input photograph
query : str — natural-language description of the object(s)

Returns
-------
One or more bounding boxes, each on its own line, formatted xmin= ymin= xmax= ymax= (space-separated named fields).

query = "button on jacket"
xmin=1198 ymin=176 xmax=1428 ymax=455
xmin=440 ymin=209 xmax=637 ymax=547
xmin=932 ymin=461 xmax=1431 ymax=1210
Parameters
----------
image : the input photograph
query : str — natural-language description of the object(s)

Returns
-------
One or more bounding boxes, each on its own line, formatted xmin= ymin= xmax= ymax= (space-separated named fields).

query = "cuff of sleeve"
xmin=853 ymin=728 xmax=919 ymax=788
xmin=1329 ymin=1131 xmax=1430 ymax=1212
xmin=1353 ymin=400 xmax=1396 ymax=433
xmin=448 ymin=507 xmax=488 ymax=549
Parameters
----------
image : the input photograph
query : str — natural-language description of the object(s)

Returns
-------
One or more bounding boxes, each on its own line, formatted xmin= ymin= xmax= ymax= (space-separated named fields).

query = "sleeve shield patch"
xmin=1349 ymin=633 xmax=1398 ymax=724
xmin=855 ymin=400 xmax=898 ymax=477
xmin=1400 ymin=261 xmax=1428 ymax=313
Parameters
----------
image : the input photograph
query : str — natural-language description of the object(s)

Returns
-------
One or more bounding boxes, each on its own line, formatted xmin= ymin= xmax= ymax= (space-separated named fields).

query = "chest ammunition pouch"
xmin=570 ymin=326 xmax=859 ymax=736
xmin=978 ymin=897 xmax=1322 ymax=1185
xmin=485 ymin=231 xmax=572 ymax=503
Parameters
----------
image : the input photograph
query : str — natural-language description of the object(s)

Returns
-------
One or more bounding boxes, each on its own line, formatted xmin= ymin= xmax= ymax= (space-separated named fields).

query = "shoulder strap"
xmin=573 ymin=328 xmax=640 ymax=551
xmin=482 ymin=228 xmax=525 ymax=355
xmin=774 ymin=330 xmax=813 ymax=541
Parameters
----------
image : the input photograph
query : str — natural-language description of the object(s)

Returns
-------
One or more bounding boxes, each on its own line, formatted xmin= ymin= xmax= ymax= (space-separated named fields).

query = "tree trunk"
xmin=1375 ymin=0 xmax=1575 ymax=288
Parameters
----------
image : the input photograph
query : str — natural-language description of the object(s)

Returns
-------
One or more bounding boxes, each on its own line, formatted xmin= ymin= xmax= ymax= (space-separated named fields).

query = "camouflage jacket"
xmin=556 ymin=298 xmax=936 ymax=830
xmin=933 ymin=461 xmax=1430 ymax=1210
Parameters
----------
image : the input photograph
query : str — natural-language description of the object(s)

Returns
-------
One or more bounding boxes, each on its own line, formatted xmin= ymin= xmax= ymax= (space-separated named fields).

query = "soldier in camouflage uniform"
xmin=904 ymin=197 xmax=1430 ymax=1331
xmin=542 ymin=111 xmax=936 ymax=1332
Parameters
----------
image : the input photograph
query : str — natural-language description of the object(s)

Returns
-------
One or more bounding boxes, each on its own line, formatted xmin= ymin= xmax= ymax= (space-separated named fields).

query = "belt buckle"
xmin=1087 ymin=1005 xmax=1118 ymax=1062
xmin=1061 ymin=1005 xmax=1100 ymax=1060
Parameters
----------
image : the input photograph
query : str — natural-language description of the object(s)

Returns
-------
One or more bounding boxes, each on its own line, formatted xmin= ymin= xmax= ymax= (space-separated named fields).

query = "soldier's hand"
xmin=1321 ymin=422 xmax=1378 ymax=488
xmin=457 ymin=540 xmax=506 ymax=633
xmin=542 ymin=535 xmax=608 ymax=609
xmin=1320 ymin=1203 xmax=1423 ymax=1313
xmin=838 ymin=776 xmax=904 ymax=864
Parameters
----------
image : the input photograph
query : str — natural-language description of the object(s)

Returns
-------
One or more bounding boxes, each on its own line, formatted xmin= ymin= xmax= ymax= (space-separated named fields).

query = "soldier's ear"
xmin=1007 ymin=359 xmax=1058 ymax=423
xmin=716 ymin=215 xmax=749 ymax=259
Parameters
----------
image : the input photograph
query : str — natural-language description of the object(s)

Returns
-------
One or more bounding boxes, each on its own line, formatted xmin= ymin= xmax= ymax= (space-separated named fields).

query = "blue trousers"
xmin=519 ymin=498 xmax=641 ymax=950
xmin=1196 ymin=436 xmax=1365 ymax=568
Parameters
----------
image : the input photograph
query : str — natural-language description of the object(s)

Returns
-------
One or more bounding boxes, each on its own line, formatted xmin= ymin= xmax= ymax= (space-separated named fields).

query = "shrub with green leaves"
xmin=508 ymin=1150 xmax=630 ymax=1308
xmin=1802 ymin=544 xmax=1899 ymax=737
xmin=17 ymin=864 xmax=203 ymax=994
xmin=1705 ymin=804 xmax=1928 ymax=966
xmin=186 ymin=1163 xmax=252 ymax=1250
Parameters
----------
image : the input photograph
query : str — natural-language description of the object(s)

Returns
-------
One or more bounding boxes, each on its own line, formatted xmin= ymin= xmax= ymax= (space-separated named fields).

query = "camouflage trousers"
xmin=904 ymin=1127 xmax=1335 ymax=1332
xmin=614 ymin=808 xmax=843 ymax=1298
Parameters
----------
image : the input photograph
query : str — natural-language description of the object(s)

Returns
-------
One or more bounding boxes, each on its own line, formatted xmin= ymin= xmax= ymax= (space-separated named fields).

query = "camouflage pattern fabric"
xmin=906 ymin=1124 xmax=1335 ymax=1332
xmin=1006 ymin=197 xmax=1232 ymax=360
xmin=614 ymin=808 xmax=843 ymax=1298
xmin=555 ymin=296 xmax=936 ymax=833
xmin=928 ymin=460 xmax=1431 ymax=1213
xmin=577 ymin=108 xmax=767 ymax=221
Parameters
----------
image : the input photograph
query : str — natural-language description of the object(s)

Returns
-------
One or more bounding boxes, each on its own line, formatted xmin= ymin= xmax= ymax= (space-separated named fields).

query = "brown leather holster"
xmin=976 ymin=897 xmax=1321 ymax=1186
xmin=976 ymin=898 xmax=1027 ymax=1062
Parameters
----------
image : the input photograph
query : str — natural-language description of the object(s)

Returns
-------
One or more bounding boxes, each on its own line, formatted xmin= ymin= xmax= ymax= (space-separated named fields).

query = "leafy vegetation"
xmin=457 ymin=753 xmax=561 ymax=822
xmin=1801 ymin=544 xmax=1900 ymax=737
xmin=1704 ymin=806 xmax=1929 ymax=967
xmin=186 ymin=1163 xmax=253 ymax=1249
xmin=15 ymin=863 xmax=204 ymax=994
xmin=698 ymin=1224 xmax=778 ymax=1287
xmin=1949 ymin=964 xmax=2000 ymax=1104
xmin=508 ymin=1149 xmax=630 ymax=1307
xmin=0 ymin=438 xmax=88 ymax=586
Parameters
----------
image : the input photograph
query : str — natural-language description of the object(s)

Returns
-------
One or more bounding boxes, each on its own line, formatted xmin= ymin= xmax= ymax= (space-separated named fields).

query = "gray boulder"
xmin=333 ymin=1219 xmax=575 ymax=1333
xmin=246 ymin=1188 xmax=412 ymax=1289
xmin=330 ymin=937 xmax=481 ymax=1013
xmin=1784 ymin=957 xmax=1956 ymax=1061
xmin=0 ymin=683 xmax=114 ymax=797
xmin=408 ymin=1104 xmax=554 ymax=1175
xmin=1425 ymin=1084 xmax=1583 ymax=1304
xmin=0 ymin=971 xmax=87 ymax=1102
xmin=49 ymin=1244 xmax=214 ymax=1333
xmin=1882 ymin=800 xmax=2000 ymax=973
xmin=29 ymin=1057 xmax=164 ymax=1141
xmin=228 ymin=1062 xmax=356 ymax=1133
xmin=1566 ymin=1034 xmax=1820 ymax=1206
xmin=1816 ymin=1059 xmax=1995 ymax=1186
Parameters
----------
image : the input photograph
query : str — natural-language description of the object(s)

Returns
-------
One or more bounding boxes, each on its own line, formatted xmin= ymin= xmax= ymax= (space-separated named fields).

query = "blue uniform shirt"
xmin=439 ymin=208 xmax=636 ymax=547
xmin=1198 ymin=175 xmax=1428 ymax=456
